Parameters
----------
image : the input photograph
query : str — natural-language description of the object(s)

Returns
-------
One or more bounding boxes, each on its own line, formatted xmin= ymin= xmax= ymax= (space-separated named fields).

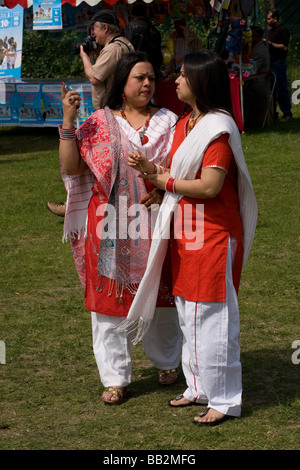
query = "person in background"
xmin=58 ymin=52 xmax=182 ymax=405
xmin=265 ymin=9 xmax=292 ymax=122
xmin=126 ymin=50 xmax=257 ymax=426
xmin=243 ymin=26 xmax=270 ymax=129
xmin=124 ymin=1 xmax=163 ymax=78
xmin=168 ymin=18 xmax=202 ymax=74
xmin=80 ymin=9 xmax=134 ymax=110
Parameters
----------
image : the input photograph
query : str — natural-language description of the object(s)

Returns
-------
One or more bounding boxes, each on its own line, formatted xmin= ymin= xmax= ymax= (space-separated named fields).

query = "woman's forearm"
xmin=145 ymin=167 xmax=226 ymax=199
xmin=172 ymin=168 xmax=226 ymax=198
xmin=59 ymin=85 xmax=88 ymax=175
xmin=59 ymin=139 xmax=87 ymax=175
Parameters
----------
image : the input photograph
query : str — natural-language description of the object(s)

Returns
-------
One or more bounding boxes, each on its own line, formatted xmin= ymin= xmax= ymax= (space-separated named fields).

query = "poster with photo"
xmin=0 ymin=82 xmax=19 ymax=125
xmin=42 ymin=83 xmax=64 ymax=126
xmin=0 ymin=5 xmax=24 ymax=79
xmin=32 ymin=0 xmax=62 ymax=30
xmin=66 ymin=82 xmax=94 ymax=123
xmin=42 ymin=82 xmax=93 ymax=127
xmin=16 ymin=83 xmax=44 ymax=126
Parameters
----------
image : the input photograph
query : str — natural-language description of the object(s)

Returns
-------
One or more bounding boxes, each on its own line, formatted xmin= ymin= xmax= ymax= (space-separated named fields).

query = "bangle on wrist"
xmin=165 ymin=176 xmax=176 ymax=193
xmin=58 ymin=125 xmax=77 ymax=140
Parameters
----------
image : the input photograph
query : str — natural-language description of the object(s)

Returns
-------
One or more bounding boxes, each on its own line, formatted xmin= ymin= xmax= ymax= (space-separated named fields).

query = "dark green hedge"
xmin=21 ymin=30 xmax=85 ymax=78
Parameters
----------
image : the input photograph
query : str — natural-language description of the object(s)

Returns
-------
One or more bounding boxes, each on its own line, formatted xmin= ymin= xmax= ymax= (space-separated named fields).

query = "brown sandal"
xmin=158 ymin=368 xmax=178 ymax=385
xmin=102 ymin=386 xmax=127 ymax=405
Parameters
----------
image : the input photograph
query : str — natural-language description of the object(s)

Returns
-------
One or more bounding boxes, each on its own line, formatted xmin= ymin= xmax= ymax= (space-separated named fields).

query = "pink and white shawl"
xmin=61 ymin=107 xmax=151 ymax=293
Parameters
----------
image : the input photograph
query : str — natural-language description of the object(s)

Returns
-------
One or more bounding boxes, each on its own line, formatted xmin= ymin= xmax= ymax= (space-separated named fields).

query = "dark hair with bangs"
xmin=179 ymin=50 xmax=233 ymax=120
xmin=104 ymin=51 xmax=153 ymax=109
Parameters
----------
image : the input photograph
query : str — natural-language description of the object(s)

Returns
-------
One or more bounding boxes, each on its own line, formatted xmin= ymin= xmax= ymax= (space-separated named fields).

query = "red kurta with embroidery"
xmin=170 ymin=114 xmax=244 ymax=303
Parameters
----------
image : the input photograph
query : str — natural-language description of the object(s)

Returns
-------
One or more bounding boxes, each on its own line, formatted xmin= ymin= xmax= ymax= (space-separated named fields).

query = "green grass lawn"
xmin=0 ymin=114 xmax=299 ymax=451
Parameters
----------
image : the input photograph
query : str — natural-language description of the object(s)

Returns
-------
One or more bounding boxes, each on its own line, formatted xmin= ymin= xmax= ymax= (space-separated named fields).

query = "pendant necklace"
xmin=120 ymin=106 xmax=151 ymax=145
xmin=187 ymin=112 xmax=201 ymax=134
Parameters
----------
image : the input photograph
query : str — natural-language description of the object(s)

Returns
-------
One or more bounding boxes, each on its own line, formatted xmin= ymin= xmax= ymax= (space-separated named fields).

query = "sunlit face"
xmin=175 ymin=67 xmax=195 ymax=106
xmin=123 ymin=62 xmax=155 ymax=106
xmin=91 ymin=22 xmax=106 ymax=45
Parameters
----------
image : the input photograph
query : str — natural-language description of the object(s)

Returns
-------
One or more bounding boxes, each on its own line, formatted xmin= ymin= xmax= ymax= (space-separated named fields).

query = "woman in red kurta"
xmin=169 ymin=115 xmax=244 ymax=304
xmin=128 ymin=51 xmax=257 ymax=426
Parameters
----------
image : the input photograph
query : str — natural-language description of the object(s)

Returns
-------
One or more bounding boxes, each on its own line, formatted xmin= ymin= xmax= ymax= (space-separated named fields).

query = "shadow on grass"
xmin=0 ymin=127 xmax=58 ymax=156
xmin=0 ymin=155 xmax=42 ymax=164
xmin=241 ymin=348 xmax=300 ymax=416
xmin=126 ymin=348 xmax=300 ymax=417
xmin=243 ymin=116 xmax=300 ymax=136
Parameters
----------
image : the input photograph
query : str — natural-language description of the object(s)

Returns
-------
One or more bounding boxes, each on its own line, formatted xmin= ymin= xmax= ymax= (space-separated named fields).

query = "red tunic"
xmin=170 ymin=114 xmax=244 ymax=303
xmin=85 ymin=179 xmax=173 ymax=315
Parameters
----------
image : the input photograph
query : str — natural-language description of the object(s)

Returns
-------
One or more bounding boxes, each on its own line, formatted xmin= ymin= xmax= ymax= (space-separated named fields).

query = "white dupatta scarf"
xmin=117 ymin=111 xmax=257 ymax=343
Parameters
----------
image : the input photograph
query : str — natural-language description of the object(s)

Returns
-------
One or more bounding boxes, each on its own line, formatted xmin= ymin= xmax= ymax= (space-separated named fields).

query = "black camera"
xmin=75 ymin=35 xmax=98 ymax=54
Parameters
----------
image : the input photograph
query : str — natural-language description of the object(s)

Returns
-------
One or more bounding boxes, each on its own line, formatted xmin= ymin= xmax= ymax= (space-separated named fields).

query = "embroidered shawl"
xmin=61 ymin=107 xmax=151 ymax=294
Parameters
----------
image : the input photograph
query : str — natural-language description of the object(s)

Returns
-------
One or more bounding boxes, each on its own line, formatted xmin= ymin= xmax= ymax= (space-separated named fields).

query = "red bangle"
xmin=58 ymin=125 xmax=77 ymax=140
xmin=165 ymin=177 xmax=176 ymax=193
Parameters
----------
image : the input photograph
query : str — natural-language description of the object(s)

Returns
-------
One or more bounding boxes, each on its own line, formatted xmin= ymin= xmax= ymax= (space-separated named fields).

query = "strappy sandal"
xmin=158 ymin=368 xmax=178 ymax=385
xmin=102 ymin=386 xmax=127 ymax=405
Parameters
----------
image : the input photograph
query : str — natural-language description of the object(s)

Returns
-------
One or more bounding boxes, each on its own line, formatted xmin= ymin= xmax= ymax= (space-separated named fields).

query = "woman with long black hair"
xmin=126 ymin=50 xmax=257 ymax=426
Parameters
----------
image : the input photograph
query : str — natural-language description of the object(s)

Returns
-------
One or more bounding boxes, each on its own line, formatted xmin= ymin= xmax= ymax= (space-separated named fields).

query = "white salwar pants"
xmin=91 ymin=307 xmax=182 ymax=387
xmin=175 ymin=235 xmax=242 ymax=417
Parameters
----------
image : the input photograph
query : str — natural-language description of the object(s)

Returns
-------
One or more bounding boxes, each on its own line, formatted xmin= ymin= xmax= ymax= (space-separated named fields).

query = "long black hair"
xmin=104 ymin=51 xmax=153 ymax=109
xmin=179 ymin=50 xmax=233 ymax=119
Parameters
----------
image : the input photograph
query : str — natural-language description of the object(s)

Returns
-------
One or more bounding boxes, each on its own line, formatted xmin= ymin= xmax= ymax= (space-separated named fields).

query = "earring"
xmin=122 ymin=93 xmax=126 ymax=102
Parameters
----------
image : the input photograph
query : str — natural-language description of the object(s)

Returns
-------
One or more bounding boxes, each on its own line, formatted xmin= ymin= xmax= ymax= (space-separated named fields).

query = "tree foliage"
xmin=21 ymin=30 xmax=84 ymax=78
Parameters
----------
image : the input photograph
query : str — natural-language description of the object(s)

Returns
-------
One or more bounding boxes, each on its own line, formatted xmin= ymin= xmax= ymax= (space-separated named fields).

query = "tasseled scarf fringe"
xmin=96 ymin=275 xmax=140 ymax=304
xmin=115 ymin=318 xmax=152 ymax=345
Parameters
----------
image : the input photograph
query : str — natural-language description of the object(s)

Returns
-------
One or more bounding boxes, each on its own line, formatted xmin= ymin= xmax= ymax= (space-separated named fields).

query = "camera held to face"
xmin=75 ymin=35 xmax=98 ymax=54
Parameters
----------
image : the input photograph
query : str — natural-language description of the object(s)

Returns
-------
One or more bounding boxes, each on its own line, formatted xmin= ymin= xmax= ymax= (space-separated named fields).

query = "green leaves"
xmin=22 ymin=30 xmax=84 ymax=78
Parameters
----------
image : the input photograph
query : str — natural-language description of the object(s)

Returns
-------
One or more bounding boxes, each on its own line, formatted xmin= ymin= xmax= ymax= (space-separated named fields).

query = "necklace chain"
xmin=120 ymin=106 xmax=151 ymax=145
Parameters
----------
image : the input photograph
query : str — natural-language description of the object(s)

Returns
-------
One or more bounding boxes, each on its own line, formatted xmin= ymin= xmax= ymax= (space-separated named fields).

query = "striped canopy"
xmin=1 ymin=0 xmax=171 ymax=8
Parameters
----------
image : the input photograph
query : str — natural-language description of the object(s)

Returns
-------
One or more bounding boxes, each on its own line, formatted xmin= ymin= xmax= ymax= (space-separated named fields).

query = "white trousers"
xmin=91 ymin=307 xmax=182 ymax=387
xmin=175 ymin=235 xmax=242 ymax=417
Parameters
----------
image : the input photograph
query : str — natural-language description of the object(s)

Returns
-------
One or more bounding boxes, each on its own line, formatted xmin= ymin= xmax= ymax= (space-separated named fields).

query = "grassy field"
xmin=0 ymin=111 xmax=299 ymax=452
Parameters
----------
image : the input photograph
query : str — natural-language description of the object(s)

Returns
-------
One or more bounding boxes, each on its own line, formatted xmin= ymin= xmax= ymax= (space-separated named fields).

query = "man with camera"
xmin=79 ymin=9 xmax=134 ymax=110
